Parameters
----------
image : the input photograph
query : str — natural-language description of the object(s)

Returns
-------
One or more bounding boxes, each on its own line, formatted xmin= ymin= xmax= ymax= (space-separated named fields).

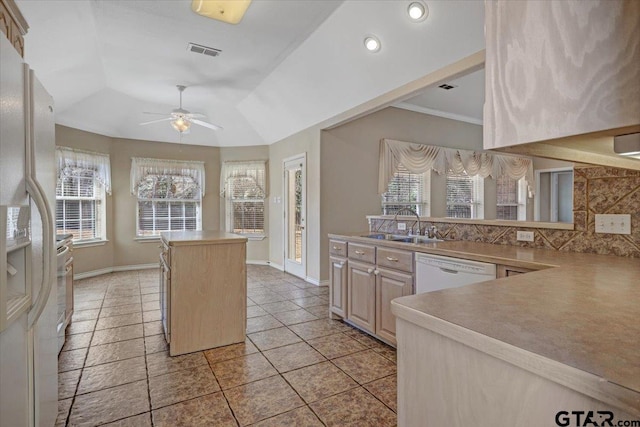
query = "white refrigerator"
xmin=0 ymin=32 xmax=58 ymax=427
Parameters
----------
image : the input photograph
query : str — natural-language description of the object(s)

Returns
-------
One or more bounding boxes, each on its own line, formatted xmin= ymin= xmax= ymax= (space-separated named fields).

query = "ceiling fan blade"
xmin=142 ymin=111 xmax=171 ymax=116
xmin=191 ymin=119 xmax=223 ymax=131
xmin=186 ymin=112 xmax=207 ymax=118
xmin=140 ymin=117 xmax=174 ymax=126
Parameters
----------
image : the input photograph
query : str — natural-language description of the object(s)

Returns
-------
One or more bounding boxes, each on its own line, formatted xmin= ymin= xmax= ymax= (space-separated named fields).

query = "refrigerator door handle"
xmin=25 ymin=67 xmax=54 ymax=329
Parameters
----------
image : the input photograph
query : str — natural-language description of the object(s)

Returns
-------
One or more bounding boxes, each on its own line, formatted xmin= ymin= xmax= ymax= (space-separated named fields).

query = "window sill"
xmin=74 ymin=239 xmax=108 ymax=248
xmin=134 ymin=236 xmax=161 ymax=243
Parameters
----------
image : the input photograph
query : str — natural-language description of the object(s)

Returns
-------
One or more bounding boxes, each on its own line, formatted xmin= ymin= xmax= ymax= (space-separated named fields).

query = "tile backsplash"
xmin=369 ymin=166 xmax=640 ymax=258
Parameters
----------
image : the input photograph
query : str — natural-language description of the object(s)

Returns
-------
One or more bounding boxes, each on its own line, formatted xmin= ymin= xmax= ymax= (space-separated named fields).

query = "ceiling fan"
xmin=140 ymin=85 xmax=223 ymax=134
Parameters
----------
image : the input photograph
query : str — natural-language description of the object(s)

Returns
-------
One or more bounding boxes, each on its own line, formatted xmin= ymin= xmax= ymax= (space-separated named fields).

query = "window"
xmin=382 ymin=164 xmax=430 ymax=215
xmin=55 ymin=147 xmax=111 ymax=243
xmin=221 ymin=161 xmax=267 ymax=236
xmin=131 ymin=158 xmax=205 ymax=237
xmin=446 ymin=172 xmax=484 ymax=219
xmin=496 ymin=175 xmax=526 ymax=221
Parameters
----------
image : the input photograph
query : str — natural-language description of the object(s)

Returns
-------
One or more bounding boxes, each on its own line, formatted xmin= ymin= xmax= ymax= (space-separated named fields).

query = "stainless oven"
xmin=56 ymin=236 xmax=72 ymax=353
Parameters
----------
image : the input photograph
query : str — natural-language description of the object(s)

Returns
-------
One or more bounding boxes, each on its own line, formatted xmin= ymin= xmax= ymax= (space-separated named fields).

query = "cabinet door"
xmin=329 ymin=256 xmax=347 ymax=318
xmin=376 ymin=267 xmax=413 ymax=345
xmin=484 ymin=0 xmax=640 ymax=150
xmin=347 ymin=260 xmax=376 ymax=333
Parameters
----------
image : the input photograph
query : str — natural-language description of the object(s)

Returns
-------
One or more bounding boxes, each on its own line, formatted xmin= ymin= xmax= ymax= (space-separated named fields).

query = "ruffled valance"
xmin=56 ymin=146 xmax=112 ymax=195
xmin=130 ymin=157 xmax=206 ymax=196
xmin=220 ymin=160 xmax=268 ymax=198
xmin=379 ymin=139 xmax=534 ymax=195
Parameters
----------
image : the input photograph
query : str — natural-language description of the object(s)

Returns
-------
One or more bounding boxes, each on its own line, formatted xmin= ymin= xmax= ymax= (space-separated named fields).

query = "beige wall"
xmin=219 ymin=146 xmax=270 ymax=262
xmin=319 ymin=107 xmax=488 ymax=281
xmin=268 ymin=127 xmax=322 ymax=282
xmin=56 ymin=125 xmax=223 ymax=274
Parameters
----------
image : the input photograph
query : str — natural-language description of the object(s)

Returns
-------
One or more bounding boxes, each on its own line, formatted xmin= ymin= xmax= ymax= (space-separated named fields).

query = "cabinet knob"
xmin=367 ymin=268 xmax=374 ymax=274
xmin=355 ymin=250 xmax=365 ymax=255
xmin=340 ymin=261 xmax=344 ymax=266
xmin=374 ymin=269 xmax=379 ymax=275
xmin=386 ymin=256 xmax=399 ymax=262
xmin=332 ymin=246 xmax=342 ymax=251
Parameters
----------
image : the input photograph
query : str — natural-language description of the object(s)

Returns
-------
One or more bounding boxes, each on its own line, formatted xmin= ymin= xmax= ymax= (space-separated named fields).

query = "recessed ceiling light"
xmin=408 ymin=1 xmax=428 ymax=22
xmin=364 ymin=36 xmax=381 ymax=53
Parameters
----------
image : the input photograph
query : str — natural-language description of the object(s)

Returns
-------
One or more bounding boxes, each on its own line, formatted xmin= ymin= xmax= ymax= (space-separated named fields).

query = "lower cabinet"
xmin=375 ymin=267 xmax=413 ymax=344
xmin=497 ymin=264 xmax=533 ymax=278
xmin=329 ymin=255 xmax=348 ymax=317
xmin=347 ymin=260 xmax=377 ymax=333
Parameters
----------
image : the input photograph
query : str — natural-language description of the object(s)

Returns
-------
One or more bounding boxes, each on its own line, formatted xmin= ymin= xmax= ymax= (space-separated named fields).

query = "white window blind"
xmin=55 ymin=147 xmax=109 ymax=243
xmin=131 ymin=158 xmax=204 ymax=237
xmin=496 ymin=175 xmax=526 ymax=220
xmin=221 ymin=161 xmax=267 ymax=236
xmin=382 ymin=164 xmax=430 ymax=215
xmin=446 ymin=173 xmax=484 ymax=219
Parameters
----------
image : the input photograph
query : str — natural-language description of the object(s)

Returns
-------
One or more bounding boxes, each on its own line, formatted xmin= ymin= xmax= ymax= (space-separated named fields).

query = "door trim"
xmin=283 ymin=153 xmax=306 ymax=279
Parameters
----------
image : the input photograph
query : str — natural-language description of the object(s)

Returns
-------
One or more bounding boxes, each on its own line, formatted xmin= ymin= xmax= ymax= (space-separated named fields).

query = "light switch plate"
xmin=595 ymin=214 xmax=631 ymax=234
xmin=516 ymin=231 xmax=534 ymax=242
xmin=397 ymin=223 xmax=407 ymax=231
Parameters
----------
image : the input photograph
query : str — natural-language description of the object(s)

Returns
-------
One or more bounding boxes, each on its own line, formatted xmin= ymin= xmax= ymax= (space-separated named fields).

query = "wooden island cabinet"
xmin=160 ymin=231 xmax=247 ymax=356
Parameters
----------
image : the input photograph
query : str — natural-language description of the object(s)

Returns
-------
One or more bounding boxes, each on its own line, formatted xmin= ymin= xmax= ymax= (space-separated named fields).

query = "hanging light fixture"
xmin=191 ymin=0 xmax=252 ymax=25
xmin=171 ymin=116 xmax=191 ymax=133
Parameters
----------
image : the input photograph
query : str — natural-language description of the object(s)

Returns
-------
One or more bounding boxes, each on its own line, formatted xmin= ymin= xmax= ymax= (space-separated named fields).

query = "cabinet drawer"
xmin=377 ymin=247 xmax=413 ymax=273
xmin=329 ymin=240 xmax=347 ymax=256
xmin=348 ymin=243 xmax=376 ymax=264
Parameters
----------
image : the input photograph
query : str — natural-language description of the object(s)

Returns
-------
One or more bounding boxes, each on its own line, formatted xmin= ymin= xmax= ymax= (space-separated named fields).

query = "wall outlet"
xmin=516 ymin=231 xmax=534 ymax=242
xmin=397 ymin=222 xmax=407 ymax=231
xmin=595 ymin=214 xmax=631 ymax=234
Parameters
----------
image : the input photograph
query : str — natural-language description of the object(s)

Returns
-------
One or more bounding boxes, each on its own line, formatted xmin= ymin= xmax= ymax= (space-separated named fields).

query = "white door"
xmin=283 ymin=155 xmax=306 ymax=279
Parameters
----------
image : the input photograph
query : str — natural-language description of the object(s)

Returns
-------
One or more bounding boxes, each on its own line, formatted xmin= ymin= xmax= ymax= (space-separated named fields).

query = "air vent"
xmin=438 ymin=83 xmax=457 ymax=90
xmin=187 ymin=42 xmax=222 ymax=57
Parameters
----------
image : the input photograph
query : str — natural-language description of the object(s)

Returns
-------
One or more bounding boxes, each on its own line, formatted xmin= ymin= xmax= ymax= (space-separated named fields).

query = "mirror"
xmin=394 ymin=67 xmax=575 ymax=224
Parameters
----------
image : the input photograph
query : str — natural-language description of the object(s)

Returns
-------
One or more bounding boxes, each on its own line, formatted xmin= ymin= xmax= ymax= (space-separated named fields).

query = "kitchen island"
xmin=160 ymin=231 xmax=247 ymax=356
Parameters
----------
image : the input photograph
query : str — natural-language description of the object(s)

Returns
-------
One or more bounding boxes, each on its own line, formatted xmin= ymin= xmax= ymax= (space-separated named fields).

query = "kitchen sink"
xmin=361 ymin=234 xmax=443 ymax=243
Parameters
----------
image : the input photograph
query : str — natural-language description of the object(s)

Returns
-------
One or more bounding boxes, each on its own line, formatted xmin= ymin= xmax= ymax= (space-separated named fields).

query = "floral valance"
xmin=379 ymin=139 xmax=534 ymax=195
xmin=130 ymin=157 xmax=206 ymax=196
xmin=56 ymin=146 xmax=112 ymax=195
xmin=220 ymin=160 xmax=268 ymax=199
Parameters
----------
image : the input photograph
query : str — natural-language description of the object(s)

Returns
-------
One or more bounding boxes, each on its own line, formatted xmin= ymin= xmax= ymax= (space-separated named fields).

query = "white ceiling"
xmin=16 ymin=0 xmax=485 ymax=147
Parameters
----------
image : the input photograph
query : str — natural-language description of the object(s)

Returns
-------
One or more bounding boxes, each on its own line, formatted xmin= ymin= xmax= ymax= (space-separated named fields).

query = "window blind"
xmin=496 ymin=175 xmax=519 ymax=220
xmin=55 ymin=170 xmax=103 ymax=241
xmin=221 ymin=161 xmax=267 ymax=235
xmin=382 ymin=164 xmax=429 ymax=215
xmin=446 ymin=173 xmax=484 ymax=219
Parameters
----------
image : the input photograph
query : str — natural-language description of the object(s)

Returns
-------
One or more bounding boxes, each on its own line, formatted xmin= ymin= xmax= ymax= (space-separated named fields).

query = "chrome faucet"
xmin=427 ymin=225 xmax=438 ymax=239
xmin=394 ymin=207 xmax=422 ymax=236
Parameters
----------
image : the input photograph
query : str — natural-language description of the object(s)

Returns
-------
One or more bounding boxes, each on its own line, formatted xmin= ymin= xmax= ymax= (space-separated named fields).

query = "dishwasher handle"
xmin=439 ymin=268 xmax=459 ymax=274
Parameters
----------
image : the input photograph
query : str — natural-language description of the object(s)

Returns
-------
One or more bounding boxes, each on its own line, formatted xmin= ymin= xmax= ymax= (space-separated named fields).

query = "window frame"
xmin=381 ymin=164 xmax=431 ymax=216
xmin=223 ymin=164 xmax=267 ymax=238
xmin=445 ymin=172 xmax=484 ymax=219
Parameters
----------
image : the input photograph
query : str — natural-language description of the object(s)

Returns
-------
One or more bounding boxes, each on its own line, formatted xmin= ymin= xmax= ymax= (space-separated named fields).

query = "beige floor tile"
xmin=287 ymin=319 xmax=350 ymax=340
xmin=141 ymin=293 xmax=160 ymax=303
xmin=141 ymin=301 xmax=160 ymax=312
xmin=246 ymin=315 xmax=284 ymax=334
xmin=364 ymin=374 xmax=397 ymax=412
xmin=152 ymin=392 xmax=236 ymax=427
xmin=56 ymin=398 xmax=72 ymax=427
xmin=75 ymin=300 xmax=102 ymax=311
xmin=262 ymin=342 xmax=325 ymax=373
xmin=143 ymin=320 xmax=163 ymax=336
xmin=140 ymin=286 xmax=158 ymax=295
xmin=91 ymin=324 xmax=144 ymax=346
xmin=78 ymin=356 xmax=147 ymax=394
xmin=272 ymin=309 xmax=318 ymax=326
xmin=372 ymin=344 xmax=397 ymax=363
xmin=144 ymin=334 xmax=168 ymax=354
xmin=248 ymin=293 xmax=287 ymax=305
xmin=204 ymin=340 xmax=259 ymax=365
xmin=224 ymin=376 xmax=304 ymax=426
xmin=291 ymin=296 xmax=327 ymax=308
xmin=283 ymin=361 xmax=358 ymax=404
xmin=100 ymin=303 xmax=142 ymax=318
xmin=68 ymin=380 xmax=149 ymax=427
xmin=149 ymin=365 xmax=220 ymax=409
xmin=211 ymin=353 xmax=278 ymax=389
xmin=58 ymin=369 xmax=81 ymax=400
xmin=304 ymin=305 xmax=331 ymax=318
xmin=249 ymin=406 xmax=323 ymax=427
xmin=62 ymin=332 xmax=92 ymax=351
xmin=310 ymin=387 xmax=396 ymax=427
xmin=332 ymin=349 xmax=396 ymax=385
xmin=146 ymin=350 xmax=208 ymax=377
xmin=142 ymin=309 xmax=161 ymax=323
xmin=247 ymin=297 xmax=257 ymax=307
xmin=85 ymin=338 xmax=145 ymax=367
xmin=307 ymin=332 xmax=367 ymax=359
xmin=102 ymin=296 xmax=142 ymax=308
xmin=95 ymin=312 xmax=143 ymax=330
xmin=343 ymin=327 xmax=388 ymax=349
xmin=67 ymin=319 xmax=97 ymax=335
xmin=100 ymin=412 xmax=152 ymax=427
xmin=58 ymin=347 xmax=88 ymax=372
xmin=259 ymin=301 xmax=301 ymax=314
xmin=305 ymin=287 xmax=329 ymax=296
xmin=248 ymin=327 xmax=302 ymax=351
xmin=246 ymin=305 xmax=268 ymax=318
xmin=72 ymin=309 xmax=100 ymax=322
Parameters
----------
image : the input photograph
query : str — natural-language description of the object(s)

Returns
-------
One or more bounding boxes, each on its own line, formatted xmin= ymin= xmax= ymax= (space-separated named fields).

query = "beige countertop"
xmin=161 ymin=230 xmax=248 ymax=246
xmin=330 ymin=232 xmax=640 ymax=413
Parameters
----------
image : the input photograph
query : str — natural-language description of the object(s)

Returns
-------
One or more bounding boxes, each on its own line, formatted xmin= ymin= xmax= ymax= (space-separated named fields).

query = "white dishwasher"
xmin=415 ymin=253 xmax=496 ymax=294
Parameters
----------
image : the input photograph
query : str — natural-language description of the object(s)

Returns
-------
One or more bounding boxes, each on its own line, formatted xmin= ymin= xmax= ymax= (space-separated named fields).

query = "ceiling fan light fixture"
xmin=191 ymin=0 xmax=252 ymax=25
xmin=171 ymin=117 xmax=191 ymax=133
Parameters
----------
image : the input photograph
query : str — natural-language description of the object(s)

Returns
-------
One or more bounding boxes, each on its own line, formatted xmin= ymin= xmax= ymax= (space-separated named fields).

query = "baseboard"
xmin=246 ymin=260 xmax=272 ymax=266
xmin=305 ymin=276 xmax=321 ymax=286
xmin=74 ymin=263 xmax=157 ymax=280
xmin=319 ymin=279 xmax=329 ymax=287
xmin=265 ymin=261 xmax=284 ymax=271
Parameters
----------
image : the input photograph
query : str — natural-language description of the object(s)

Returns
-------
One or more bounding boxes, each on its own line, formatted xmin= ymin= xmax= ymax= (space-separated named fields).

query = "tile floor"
xmin=57 ymin=265 xmax=397 ymax=426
